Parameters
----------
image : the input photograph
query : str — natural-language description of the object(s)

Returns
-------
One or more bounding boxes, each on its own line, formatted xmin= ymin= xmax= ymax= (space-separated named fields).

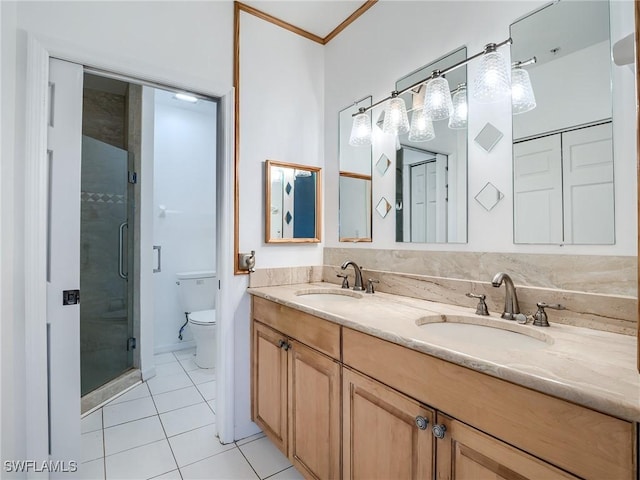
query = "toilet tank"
xmin=176 ymin=271 xmax=216 ymax=312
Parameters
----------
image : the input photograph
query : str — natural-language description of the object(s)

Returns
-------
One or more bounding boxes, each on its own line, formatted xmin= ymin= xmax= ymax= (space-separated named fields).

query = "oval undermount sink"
xmin=295 ymin=289 xmax=363 ymax=301
xmin=416 ymin=314 xmax=553 ymax=349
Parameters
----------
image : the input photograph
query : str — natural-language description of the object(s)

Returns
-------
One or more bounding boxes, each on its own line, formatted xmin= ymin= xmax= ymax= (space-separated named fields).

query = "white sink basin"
xmin=295 ymin=289 xmax=363 ymax=302
xmin=416 ymin=314 xmax=553 ymax=349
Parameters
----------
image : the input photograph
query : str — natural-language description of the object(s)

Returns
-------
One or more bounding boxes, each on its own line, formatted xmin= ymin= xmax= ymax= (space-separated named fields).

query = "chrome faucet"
xmin=492 ymin=272 xmax=520 ymax=320
xmin=341 ymin=261 xmax=364 ymax=291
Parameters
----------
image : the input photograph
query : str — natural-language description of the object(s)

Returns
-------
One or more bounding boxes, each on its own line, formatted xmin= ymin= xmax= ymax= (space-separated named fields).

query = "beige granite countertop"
xmin=248 ymin=282 xmax=640 ymax=423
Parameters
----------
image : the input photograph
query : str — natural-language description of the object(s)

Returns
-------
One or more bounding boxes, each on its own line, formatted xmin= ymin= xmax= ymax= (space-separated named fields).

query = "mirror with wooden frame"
xmin=265 ymin=160 xmax=321 ymax=243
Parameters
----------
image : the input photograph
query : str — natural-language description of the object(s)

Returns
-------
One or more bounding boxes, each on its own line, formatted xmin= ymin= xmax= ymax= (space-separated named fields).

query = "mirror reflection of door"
xmin=401 ymin=147 xmax=447 ymax=242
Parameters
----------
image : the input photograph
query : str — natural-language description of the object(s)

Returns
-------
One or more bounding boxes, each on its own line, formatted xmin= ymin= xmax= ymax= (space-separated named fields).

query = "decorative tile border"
xmin=81 ymin=191 xmax=125 ymax=204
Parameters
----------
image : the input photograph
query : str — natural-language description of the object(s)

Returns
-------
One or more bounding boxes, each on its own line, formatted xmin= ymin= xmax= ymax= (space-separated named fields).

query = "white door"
xmin=410 ymin=162 xmax=427 ymax=242
xmin=47 ymin=58 xmax=82 ymax=474
xmin=562 ymin=123 xmax=614 ymax=244
xmin=513 ymin=134 xmax=563 ymax=243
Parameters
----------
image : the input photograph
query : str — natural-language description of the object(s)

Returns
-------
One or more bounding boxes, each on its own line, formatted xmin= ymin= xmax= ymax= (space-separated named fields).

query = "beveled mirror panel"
xmin=339 ymin=173 xmax=372 ymax=242
xmin=339 ymin=97 xmax=373 ymax=242
xmin=395 ymin=47 xmax=468 ymax=244
xmin=511 ymin=1 xmax=614 ymax=245
xmin=265 ymin=160 xmax=321 ymax=243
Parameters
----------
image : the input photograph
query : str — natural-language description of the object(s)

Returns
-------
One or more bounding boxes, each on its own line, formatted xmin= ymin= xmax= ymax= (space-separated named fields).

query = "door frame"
xmin=24 ymin=36 xmax=236 ymax=465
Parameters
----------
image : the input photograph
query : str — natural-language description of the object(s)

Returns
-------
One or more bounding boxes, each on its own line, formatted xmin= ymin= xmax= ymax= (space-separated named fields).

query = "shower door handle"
xmin=153 ymin=245 xmax=162 ymax=273
xmin=118 ymin=221 xmax=128 ymax=280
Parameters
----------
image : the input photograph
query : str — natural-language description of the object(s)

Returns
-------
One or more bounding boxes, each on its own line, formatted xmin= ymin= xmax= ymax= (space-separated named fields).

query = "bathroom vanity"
xmin=249 ymin=284 xmax=638 ymax=480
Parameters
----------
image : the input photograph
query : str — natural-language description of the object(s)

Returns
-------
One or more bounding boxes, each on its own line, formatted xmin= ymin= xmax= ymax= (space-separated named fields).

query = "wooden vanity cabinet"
xmin=342 ymin=327 xmax=635 ymax=480
xmin=251 ymin=297 xmax=341 ymax=480
xmin=434 ymin=413 xmax=577 ymax=480
xmin=342 ymin=368 xmax=435 ymax=480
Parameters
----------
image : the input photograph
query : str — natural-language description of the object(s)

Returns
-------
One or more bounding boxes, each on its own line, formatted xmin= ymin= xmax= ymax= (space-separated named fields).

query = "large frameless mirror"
xmin=511 ymin=1 xmax=614 ymax=245
xmin=339 ymin=97 xmax=373 ymax=242
xmin=394 ymin=47 xmax=468 ymax=243
xmin=265 ymin=160 xmax=321 ymax=243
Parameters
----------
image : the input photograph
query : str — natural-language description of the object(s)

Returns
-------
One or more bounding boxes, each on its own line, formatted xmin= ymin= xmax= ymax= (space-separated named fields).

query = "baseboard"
xmin=141 ymin=366 xmax=156 ymax=382
xmin=154 ymin=340 xmax=196 ymax=355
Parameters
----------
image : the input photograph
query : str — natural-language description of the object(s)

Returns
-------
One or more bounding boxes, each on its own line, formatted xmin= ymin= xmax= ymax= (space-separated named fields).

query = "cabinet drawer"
xmin=252 ymin=297 xmax=341 ymax=360
xmin=343 ymin=327 xmax=635 ymax=480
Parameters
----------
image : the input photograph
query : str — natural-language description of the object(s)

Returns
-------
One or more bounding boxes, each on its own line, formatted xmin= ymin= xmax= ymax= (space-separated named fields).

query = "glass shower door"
xmin=80 ymin=135 xmax=134 ymax=395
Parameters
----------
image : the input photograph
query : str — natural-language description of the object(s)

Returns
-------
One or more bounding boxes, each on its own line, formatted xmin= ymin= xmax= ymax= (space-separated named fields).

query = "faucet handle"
xmin=466 ymin=293 xmax=489 ymax=316
xmin=365 ymin=279 xmax=380 ymax=294
xmin=336 ymin=274 xmax=350 ymax=289
xmin=533 ymin=302 xmax=565 ymax=327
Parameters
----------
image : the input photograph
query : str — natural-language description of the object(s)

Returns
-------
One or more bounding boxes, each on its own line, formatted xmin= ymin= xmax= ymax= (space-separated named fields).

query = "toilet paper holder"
xmin=238 ymin=250 xmax=256 ymax=273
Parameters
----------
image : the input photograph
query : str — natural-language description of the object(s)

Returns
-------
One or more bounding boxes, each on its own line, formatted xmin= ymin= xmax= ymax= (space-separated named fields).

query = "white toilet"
xmin=176 ymin=270 xmax=217 ymax=369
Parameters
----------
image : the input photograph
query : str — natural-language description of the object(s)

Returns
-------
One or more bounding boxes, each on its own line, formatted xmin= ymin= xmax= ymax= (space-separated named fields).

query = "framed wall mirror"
xmin=265 ymin=160 xmax=321 ymax=243
xmin=394 ymin=47 xmax=468 ymax=243
xmin=339 ymin=97 xmax=373 ymax=242
xmin=511 ymin=1 xmax=614 ymax=245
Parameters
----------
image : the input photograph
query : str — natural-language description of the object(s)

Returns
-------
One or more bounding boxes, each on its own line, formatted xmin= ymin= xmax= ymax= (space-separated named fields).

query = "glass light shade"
xmin=382 ymin=96 xmax=410 ymax=136
xmin=349 ymin=112 xmax=372 ymax=146
xmin=511 ymin=66 xmax=537 ymax=115
xmin=473 ymin=50 xmax=511 ymax=103
xmin=424 ymin=76 xmax=453 ymax=121
xmin=448 ymin=85 xmax=468 ymax=129
xmin=408 ymin=108 xmax=435 ymax=142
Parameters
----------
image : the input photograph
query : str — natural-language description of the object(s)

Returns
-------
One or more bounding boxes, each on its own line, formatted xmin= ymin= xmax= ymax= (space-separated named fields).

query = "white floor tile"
xmin=160 ymin=402 xmax=216 ymax=438
xmin=105 ymin=439 xmax=177 ymax=480
xmin=154 ymin=352 xmax=179 ymax=365
xmin=195 ymin=381 xmax=216 ymax=401
xmin=107 ymin=383 xmax=150 ymax=406
xmin=103 ymin=396 xmax=157 ymax=428
xmin=174 ymin=348 xmax=196 ymax=360
xmin=207 ymin=400 xmax=216 ymax=413
xmin=79 ymin=458 xmax=105 ymax=480
xmin=265 ymin=466 xmax=304 ymax=480
xmin=81 ymin=409 xmax=103 ymax=434
xmin=178 ymin=357 xmax=200 ymax=372
xmin=81 ymin=430 xmax=104 ymax=463
xmin=239 ymin=436 xmax=291 ymax=479
xmin=150 ymin=470 xmax=182 ymax=479
xmin=168 ymin=424 xmax=234 ymax=468
xmin=188 ymin=369 xmax=216 ymax=385
xmin=153 ymin=386 xmax=204 ymax=414
xmin=180 ymin=448 xmax=258 ymax=480
xmin=155 ymin=362 xmax=186 ymax=378
xmin=104 ymin=415 xmax=166 ymax=456
xmin=147 ymin=371 xmax=193 ymax=395
xmin=235 ymin=432 xmax=266 ymax=446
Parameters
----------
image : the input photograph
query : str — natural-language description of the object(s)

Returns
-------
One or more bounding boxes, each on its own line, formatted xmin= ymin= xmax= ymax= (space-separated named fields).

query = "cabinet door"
xmin=289 ymin=340 xmax=341 ymax=480
xmin=434 ymin=413 xmax=577 ymax=480
xmin=343 ymin=368 xmax=434 ymax=480
xmin=252 ymin=321 xmax=289 ymax=455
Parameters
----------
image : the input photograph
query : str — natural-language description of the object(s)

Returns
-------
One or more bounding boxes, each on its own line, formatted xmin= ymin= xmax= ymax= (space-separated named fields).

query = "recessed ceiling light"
xmin=174 ymin=93 xmax=198 ymax=103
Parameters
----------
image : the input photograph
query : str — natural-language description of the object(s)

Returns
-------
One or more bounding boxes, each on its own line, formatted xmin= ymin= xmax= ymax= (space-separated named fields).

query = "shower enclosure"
xmin=80 ymin=136 xmax=135 ymax=395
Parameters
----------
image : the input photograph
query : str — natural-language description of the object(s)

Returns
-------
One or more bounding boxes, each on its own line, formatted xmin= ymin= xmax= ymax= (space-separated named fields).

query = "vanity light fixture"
xmin=349 ymin=108 xmax=372 ymax=146
xmin=448 ymin=83 xmax=468 ymax=129
xmin=350 ymin=38 xmax=512 ymax=143
xmin=408 ymin=108 xmax=435 ymax=142
xmin=511 ymin=57 xmax=537 ymax=115
xmin=424 ymin=72 xmax=454 ymax=121
xmin=174 ymin=92 xmax=198 ymax=103
xmin=473 ymin=43 xmax=511 ymax=103
xmin=382 ymin=91 xmax=410 ymax=136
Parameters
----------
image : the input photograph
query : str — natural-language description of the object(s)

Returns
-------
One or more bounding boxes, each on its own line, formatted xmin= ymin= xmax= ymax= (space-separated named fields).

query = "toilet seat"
xmin=188 ymin=309 xmax=216 ymax=326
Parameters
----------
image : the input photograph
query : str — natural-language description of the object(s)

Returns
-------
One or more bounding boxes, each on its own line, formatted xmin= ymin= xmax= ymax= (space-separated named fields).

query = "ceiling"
xmin=242 ymin=1 xmax=371 ymax=39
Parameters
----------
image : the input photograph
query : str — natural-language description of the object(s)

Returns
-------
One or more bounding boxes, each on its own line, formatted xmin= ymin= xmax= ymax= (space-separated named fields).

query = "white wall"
xmin=1 ymin=0 xmax=233 ymax=466
xmin=233 ymin=10 xmax=325 ymax=438
xmin=153 ymin=90 xmax=217 ymax=353
xmin=324 ymin=0 xmax=637 ymax=257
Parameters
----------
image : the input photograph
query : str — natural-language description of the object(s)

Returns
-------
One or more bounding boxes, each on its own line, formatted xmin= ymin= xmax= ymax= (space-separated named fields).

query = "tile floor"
xmin=80 ymin=348 xmax=303 ymax=480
